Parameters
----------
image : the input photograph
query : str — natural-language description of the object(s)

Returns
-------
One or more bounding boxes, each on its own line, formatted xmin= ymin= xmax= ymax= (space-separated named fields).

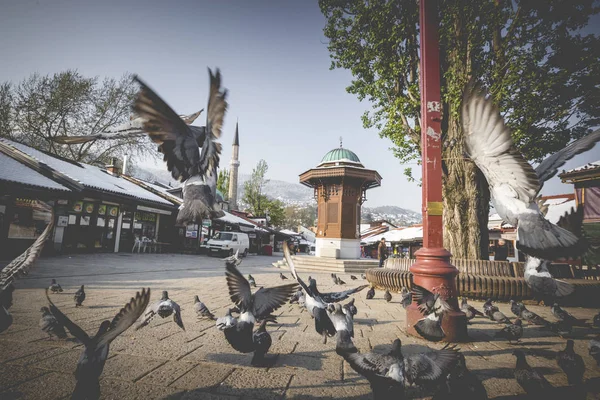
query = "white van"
xmin=207 ymin=232 xmax=250 ymax=257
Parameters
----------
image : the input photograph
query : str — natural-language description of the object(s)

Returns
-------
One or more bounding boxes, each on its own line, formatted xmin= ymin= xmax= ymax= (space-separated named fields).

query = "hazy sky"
xmin=2 ymin=0 xmax=598 ymax=212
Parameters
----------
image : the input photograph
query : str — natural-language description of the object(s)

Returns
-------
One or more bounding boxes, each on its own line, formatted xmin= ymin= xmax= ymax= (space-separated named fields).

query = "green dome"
xmin=320 ymin=147 xmax=361 ymax=163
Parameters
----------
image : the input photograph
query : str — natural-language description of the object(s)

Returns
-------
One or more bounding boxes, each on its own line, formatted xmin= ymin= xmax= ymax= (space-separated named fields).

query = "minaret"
xmin=228 ymin=121 xmax=240 ymax=210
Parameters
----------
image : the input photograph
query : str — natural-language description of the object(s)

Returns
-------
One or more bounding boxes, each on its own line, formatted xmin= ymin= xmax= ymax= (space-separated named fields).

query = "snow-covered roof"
xmin=565 ymin=160 xmax=600 ymax=173
xmin=2 ymin=139 xmax=173 ymax=206
xmin=363 ymin=226 xmax=423 ymax=243
xmin=218 ymin=211 xmax=268 ymax=232
xmin=0 ymin=152 xmax=71 ymax=191
xmin=280 ymin=229 xmax=300 ymax=236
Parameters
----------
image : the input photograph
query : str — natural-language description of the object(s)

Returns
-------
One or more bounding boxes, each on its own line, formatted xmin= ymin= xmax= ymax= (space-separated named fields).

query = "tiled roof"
xmin=0 ymin=152 xmax=70 ymax=191
xmin=1 ymin=139 xmax=174 ymax=207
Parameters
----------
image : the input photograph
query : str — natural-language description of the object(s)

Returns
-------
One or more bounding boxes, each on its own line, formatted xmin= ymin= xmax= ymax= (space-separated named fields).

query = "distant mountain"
xmin=362 ymin=205 xmax=422 ymax=226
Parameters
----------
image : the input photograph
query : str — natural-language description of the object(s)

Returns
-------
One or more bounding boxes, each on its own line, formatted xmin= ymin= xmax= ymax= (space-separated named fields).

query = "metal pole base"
xmin=406 ymin=247 xmax=468 ymax=342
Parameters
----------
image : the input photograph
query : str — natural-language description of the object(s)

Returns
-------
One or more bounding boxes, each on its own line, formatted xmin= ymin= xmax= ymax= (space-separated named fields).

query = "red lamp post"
xmin=405 ymin=0 xmax=468 ymax=342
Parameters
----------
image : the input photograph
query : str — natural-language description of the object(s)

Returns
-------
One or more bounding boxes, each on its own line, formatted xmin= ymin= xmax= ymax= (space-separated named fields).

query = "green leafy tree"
xmin=320 ymin=0 xmax=600 ymax=259
xmin=265 ymin=199 xmax=286 ymax=228
xmin=284 ymin=205 xmax=318 ymax=229
xmin=0 ymin=70 xmax=154 ymax=165
xmin=242 ymin=159 xmax=270 ymax=215
xmin=217 ymin=169 xmax=230 ymax=200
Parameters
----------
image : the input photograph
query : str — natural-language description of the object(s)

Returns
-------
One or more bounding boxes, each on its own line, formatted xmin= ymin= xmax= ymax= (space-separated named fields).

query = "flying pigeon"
xmin=383 ymin=290 xmax=392 ymax=303
xmin=412 ymin=285 xmax=453 ymax=341
xmin=248 ymin=275 xmax=256 ymax=288
xmin=0 ymin=201 xmax=54 ymax=333
xmin=433 ymin=352 xmax=488 ymax=400
xmin=551 ymin=304 xmax=588 ymax=327
xmin=343 ymin=339 xmax=460 ymax=400
xmin=39 ymin=306 xmax=67 ymax=339
xmin=221 ymin=254 xmax=297 ymax=366
xmin=51 ymin=111 xmax=202 ymax=144
xmin=136 ymin=291 xmax=184 ymax=331
xmin=366 ymin=286 xmax=375 ymax=300
xmin=74 ymin=285 xmax=86 ymax=307
xmin=283 ymin=243 xmax=367 ymax=343
xmin=461 ymin=298 xmax=484 ymax=322
xmin=46 ymin=288 xmax=150 ymax=400
xmin=509 ymin=299 xmax=522 ymax=318
xmin=495 ymin=319 xmax=523 ymax=344
xmin=342 ymin=298 xmax=358 ymax=316
xmin=556 ymin=340 xmax=585 ymax=385
xmin=400 ymin=287 xmax=412 ymax=309
xmin=193 ymin=295 xmax=216 ymax=320
xmin=462 ymin=82 xmax=600 ymax=260
xmin=131 ymin=69 xmax=228 ymax=225
xmin=280 ymin=273 xmax=289 ymax=281
xmin=512 ymin=350 xmax=553 ymax=396
xmin=524 ymin=257 xmax=576 ymax=305
xmin=49 ymin=279 xmax=63 ymax=293
xmin=589 ymin=336 xmax=600 ymax=366
xmin=514 ymin=303 xmax=550 ymax=326
xmin=350 ymin=275 xmax=357 ymax=280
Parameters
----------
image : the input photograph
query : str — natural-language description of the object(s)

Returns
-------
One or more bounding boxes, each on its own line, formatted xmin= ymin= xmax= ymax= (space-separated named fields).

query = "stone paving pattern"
xmin=1 ymin=253 xmax=599 ymax=399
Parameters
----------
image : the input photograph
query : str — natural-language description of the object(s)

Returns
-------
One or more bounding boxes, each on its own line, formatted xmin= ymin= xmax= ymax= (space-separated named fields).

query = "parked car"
xmin=207 ymin=232 xmax=249 ymax=257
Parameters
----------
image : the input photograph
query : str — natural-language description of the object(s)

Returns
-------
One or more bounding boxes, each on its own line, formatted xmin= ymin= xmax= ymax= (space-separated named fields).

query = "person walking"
xmin=378 ymin=238 xmax=388 ymax=268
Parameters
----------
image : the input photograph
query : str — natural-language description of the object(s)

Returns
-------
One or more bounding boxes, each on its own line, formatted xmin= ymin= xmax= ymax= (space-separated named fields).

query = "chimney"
xmin=122 ymin=155 xmax=129 ymax=176
xmin=106 ymin=157 xmax=121 ymax=176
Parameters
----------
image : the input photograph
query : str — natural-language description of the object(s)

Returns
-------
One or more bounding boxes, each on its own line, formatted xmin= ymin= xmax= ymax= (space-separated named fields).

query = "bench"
xmin=365 ymin=257 xmax=600 ymax=305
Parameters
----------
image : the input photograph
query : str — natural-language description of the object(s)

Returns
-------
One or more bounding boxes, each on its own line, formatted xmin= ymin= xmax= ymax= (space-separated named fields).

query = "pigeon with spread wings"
xmin=0 ymin=201 xmax=54 ymax=334
xmin=46 ymin=288 xmax=150 ymax=400
xmin=412 ymin=284 xmax=453 ymax=342
xmin=462 ymin=83 xmax=600 ymax=260
xmin=132 ymin=68 xmax=228 ymax=225
xmin=136 ymin=291 xmax=184 ymax=331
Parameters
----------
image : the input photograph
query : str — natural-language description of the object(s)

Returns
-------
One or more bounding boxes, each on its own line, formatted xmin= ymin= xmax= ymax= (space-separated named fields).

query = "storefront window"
xmin=7 ymin=198 xmax=52 ymax=239
xmin=134 ymin=211 xmax=157 ymax=239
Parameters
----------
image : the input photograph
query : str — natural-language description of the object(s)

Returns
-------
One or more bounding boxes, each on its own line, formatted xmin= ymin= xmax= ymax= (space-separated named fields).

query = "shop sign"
xmin=57 ymin=216 xmax=69 ymax=227
xmin=186 ymin=230 xmax=198 ymax=238
xmin=248 ymin=233 xmax=256 ymax=239
xmin=57 ymin=199 xmax=69 ymax=205
xmin=202 ymin=219 xmax=212 ymax=227
xmin=137 ymin=205 xmax=172 ymax=215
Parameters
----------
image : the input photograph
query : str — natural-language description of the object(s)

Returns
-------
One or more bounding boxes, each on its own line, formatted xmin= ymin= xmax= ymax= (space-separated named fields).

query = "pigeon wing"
xmin=45 ymin=289 xmax=91 ymax=346
xmin=411 ymin=284 xmax=436 ymax=314
xmin=198 ymin=68 xmax=227 ymax=178
xmin=321 ymin=285 xmax=369 ymax=303
xmin=133 ymin=76 xmax=200 ymax=182
xmin=345 ymin=352 xmax=395 ymax=376
xmin=283 ymin=243 xmax=312 ymax=296
xmin=225 ymin=261 xmax=253 ymax=311
xmin=462 ymin=82 xmax=540 ymax=203
xmin=136 ymin=299 xmax=161 ymax=330
xmin=535 ymin=128 xmax=600 ymax=185
xmin=96 ymin=288 xmax=151 ymax=348
xmin=252 ymin=284 xmax=299 ymax=318
xmin=527 ymin=274 xmax=575 ymax=298
xmin=404 ymin=346 xmax=460 ymax=384
xmin=172 ymin=301 xmax=185 ymax=330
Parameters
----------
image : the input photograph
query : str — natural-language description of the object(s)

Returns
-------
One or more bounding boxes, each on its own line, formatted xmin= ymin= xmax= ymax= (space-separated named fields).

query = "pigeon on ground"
xmin=515 ymin=303 xmax=550 ymax=326
xmin=342 ymin=298 xmax=358 ymax=316
xmin=336 ymin=277 xmax=346 ymax=285
xmin=384 ymin=290 xmax=392 ymax=303
xmin=400 ymin=287 xmax=412 ymax=309
xmin=462 ymin=82 xmax=600 ymax=260
xmin=136 ymin=291 xmax=184 ymax=330
xmin=433 ymin=352 xmax=488 ymax=400
xmin=461 ymin=298 xmax=484 ymax=321
xmin=589 ymin=336 xmax=600 ymax=366
xmin=283 ymin=243 xmax=367 ymax=343
xmin=350 ymin=275 xmax=357 ymax=280
xmin=46 ymin=288 xmax=150 ymax=400
xmin=331 ymin=274 xmax=339 ymax=285
xmin=542 ymin=320 xmax=574 ymax=337
xmin=361 ymin=274 xmax=367 ymax=280
xmin=552 ymin=304 xmax=588 ymax=327
xmin=220 ymin=254 xmax=297 ymax=366
xmin=556 ymin=339 xmax=585 ymax=385
xmin=130 ymin=69 xmax=228 ymax=225
xmin=482 ymin=298 xmax=498 ymax=316
xmin=194 ymin=295 xmax=216 ymax=320
xmin=280 ymin=273 xmax=289 ymax=281
xmin=52 ymin=111 xmax=202 ymax=144
xmin=593 ymin=312 xmax=600 ymax=328
xmin=49 ymin=279 xmax=63 ymax=293
xmin=483 ymin=299 xmax=511 ymax=324
xmin=412 ymin=284 xmax=453 ymax=342
xmin=0 ymin=201 xmax=54 ymax=333
xmin=328 ymin=303 xmax=355 ymax=354
xmin=512 ymin=350 xmax=553 ymax=396
xmin=495 ymin=319 xmax=523 ymax=344
xmin=366 ymin=286 xmax=375 ymax=300
xmin=343 ymin=339 xmax=460 ymax=400
xmin=39 ymin=306 xmax=67 ymax=339
xmin=510 ymin=300 xmax=522 ymax=317
xmin=74 ymin=285 xmax=86 ymax=307
xmin=248 ymin=274 xmax=256 ymax=288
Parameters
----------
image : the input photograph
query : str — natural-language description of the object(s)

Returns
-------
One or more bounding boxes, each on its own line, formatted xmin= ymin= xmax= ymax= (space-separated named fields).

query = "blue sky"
xmin=1 ymin=0 xmax=598 ymax=212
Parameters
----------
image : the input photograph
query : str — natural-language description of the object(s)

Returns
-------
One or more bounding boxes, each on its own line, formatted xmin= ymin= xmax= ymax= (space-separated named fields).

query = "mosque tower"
xmin=228 ymin=122 xmax=240 ymax=210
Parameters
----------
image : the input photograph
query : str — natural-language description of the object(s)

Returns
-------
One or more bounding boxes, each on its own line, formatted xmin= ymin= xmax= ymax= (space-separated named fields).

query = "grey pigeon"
xmin=280 ymin=273 xmax=289 ymax=280
xmin=482 ymin=298 xmax=498 ymax=316
xmin=248 ymin=274 xmax=256 ymax=288
xmin=0 ymin=201 xmax=54 ymax=333
xmin=193 ymin=295 xmax=215 ymax=320
xmin=384 ymin=290 xmax=392 ymax=303
xmin=433 ymin=352 xmax=488 ymax=400
xmin=483 ymin=299 xmax=510 ymax=324
xmin=344 ymin=339 xmax=460 ymax=400
xmin=412 ymin=284 xmax=452 ymax=341
xmin=400 ymin=287 xmax=412 ymax=309
xmin=516 ymin=303 xmax=550 ymax=326
xmin=74 ymin=285 xmax=86 ymax=307
xmin=463 ymin=83 xmax=600 ymax=260
xmin=512 ymin=350 xmax=553 ymax=396
xmin=509 ymin=299 xmax=522 ymax=317
xmin=495 ymin=319 xmax=523 ymax=344
xmin=461 ymin=297 xmax=484 ymax=321
xmin=46 ymin=288 xmax=150 ymax=400
xmin=556 ymin=339 xmax=585 ymax=385
xmin=350 ymin=275 xmax=357 ymax=280
xmin=39 ymin=306 xmax=67 ymax=339
xmin=136 ymin=291 xmax=184 ymax=330
xmin=336 ymin=277 xmax=346 ymax=285
xmin=589 ymin=336 xmax=600 ymax=366
xmin=132 ymin=69 xmax=228 ymax=225
xmin=52 ymin=110 xmax=202 ymax=144
xmin=331 ymin=274 xmax=339 ymax=285
xmin=551 ymin=303 xmax=588 ymax=327
xmin=366 ymin=286 xmax=375 ymax=299
xmin=524 ymin=256 xmax=575 ymax=304
xmin=215 ymin=308 xmax=237 ymax=331
xmin=361 ymin=273 xmax=367 ymax=280
xmin=328 ymin=303 xmax=354 ymax=354
xmin=50 ymin=279 xmax=63 ymax=293
xmin=289 ymin=289 xmax=304 ymax=304
xmin=283 ymin=243 xmax=367 ymax=343
xmin=251 ymin=319 xmax=273 ymax=366
xmin=593 ymin=312 xmax=600 ymax=328
xmin=342 ymin=298 xmax=357 ymax=316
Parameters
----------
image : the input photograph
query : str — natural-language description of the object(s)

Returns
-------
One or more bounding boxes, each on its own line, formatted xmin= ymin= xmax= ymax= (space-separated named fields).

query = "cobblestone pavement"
xmin=1 ymin=253 xmax=599 ymax=399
